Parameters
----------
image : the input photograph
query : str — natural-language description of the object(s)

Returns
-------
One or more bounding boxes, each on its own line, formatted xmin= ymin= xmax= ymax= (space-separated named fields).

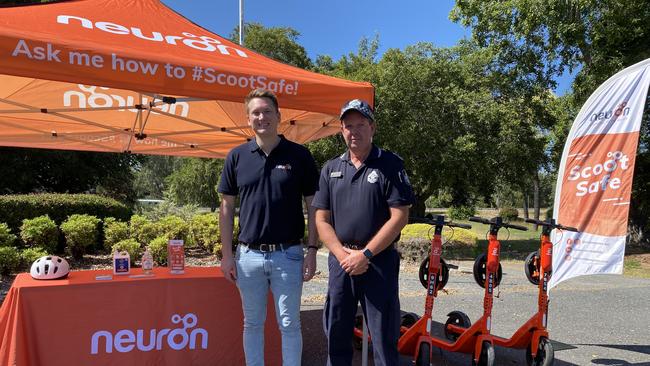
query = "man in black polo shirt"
xmin=313 ymin=99 xmax=414 ymax=366
xmin=218 ymin=89 xmax=320 ymax=366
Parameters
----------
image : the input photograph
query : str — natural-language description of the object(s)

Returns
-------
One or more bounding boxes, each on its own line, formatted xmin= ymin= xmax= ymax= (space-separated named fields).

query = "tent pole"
xmin=239 ymin=0 xmax=244 ymax=45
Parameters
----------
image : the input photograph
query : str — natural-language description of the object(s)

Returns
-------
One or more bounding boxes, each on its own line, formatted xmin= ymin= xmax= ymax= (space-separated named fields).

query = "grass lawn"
xmin=623 ymin=253 xmax=650 ymax=278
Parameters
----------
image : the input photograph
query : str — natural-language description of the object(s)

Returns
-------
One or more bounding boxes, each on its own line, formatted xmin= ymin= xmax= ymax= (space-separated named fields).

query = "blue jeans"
xmin=235 ymin=244 xmax=304 ymax=366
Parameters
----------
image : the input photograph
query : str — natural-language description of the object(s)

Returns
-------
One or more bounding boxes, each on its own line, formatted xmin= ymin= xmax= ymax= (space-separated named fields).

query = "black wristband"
xmin=307 ymin=245 xmax=319 ymax=250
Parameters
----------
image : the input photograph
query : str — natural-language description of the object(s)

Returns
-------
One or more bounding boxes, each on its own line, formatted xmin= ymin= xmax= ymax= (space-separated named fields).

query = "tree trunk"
xmin=411 ymin=193 xmax=427 ymax=218
xmin=533 ymin=173 xmax=540 ymax=230
xmin=523 ymin=192 xmax=530 ymax=219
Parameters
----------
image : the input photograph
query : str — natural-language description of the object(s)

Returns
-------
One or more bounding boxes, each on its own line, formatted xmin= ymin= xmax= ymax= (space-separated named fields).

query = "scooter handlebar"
xmin=469 ymin=216 xmax=491 ymax=225
xmin=504 ymin=222 xmax=528 ymax=231
xmin=450 ymin=222 xmax=472 ymax=229
xmin=556 ymin=224 xmax=579 ymax=232
xmin=525 ymin=218 xmax=579 ymax=232
xmin=469 ymin=216 xmax=528 ymax=231
xmin=408 ymin=216 xmax=472 ymax=229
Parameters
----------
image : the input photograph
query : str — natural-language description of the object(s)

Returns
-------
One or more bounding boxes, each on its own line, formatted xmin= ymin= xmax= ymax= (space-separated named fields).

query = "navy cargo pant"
xmin=323 ymin=247 xmax=401 ymax=366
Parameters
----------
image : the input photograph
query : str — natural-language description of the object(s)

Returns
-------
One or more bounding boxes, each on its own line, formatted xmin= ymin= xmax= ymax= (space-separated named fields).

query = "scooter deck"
xmin=492 ymin=312 xmax=548 ymax=349
xmin=398 ymin=315 xmax=491 ymax=356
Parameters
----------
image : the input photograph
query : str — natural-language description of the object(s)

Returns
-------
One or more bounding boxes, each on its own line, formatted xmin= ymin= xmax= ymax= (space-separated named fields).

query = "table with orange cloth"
xmin=0 ymin=267 xmax=281 ymax=366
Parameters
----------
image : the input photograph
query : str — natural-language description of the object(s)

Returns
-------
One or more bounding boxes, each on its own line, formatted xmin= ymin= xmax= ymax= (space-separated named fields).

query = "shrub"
xmin=19 ymin=247 xmax=49 ymax=270
xmin=0 ymin=193 xmax=130 ymax=233
xmin=425 ymin=189 xmax=453 ymax=209
xmin=60 ymin=214 xmax=101 ymax=259
xmin=103 ymin=217 xmax=130 ymax=251
xmin=398 ymin=225 xmax=479 ymax=261
xmin=443 ymin=228 xmax=479 ymax=258
xmin=112 ymin=238 xmax=142 ymax=261
xmin=212 ymin=242 xmax=223 ymax=259
xmin=130 ymin=215 xmax=161 ymax=245
xmin=445 ymin=228 xmax=479 ymax=246
xmin=397 ymin=238 xmax=431 ymax=263
xmin=545 ymin=206 xmax=554 ymax=220
xmin=499 ymin=206 xmax=520 ymax=222
xmin=448 ymin=205 xmax=476 ymax=220
xmin=20 ymin=215 xmax=58 ymax=252
xmin=158 ymin=215 xmax=190 ymax=245
xmin=0 ymin=222 xmax=17 ymax=247
xmin=139 ymin=200 xmax=199 ymax=222
xmin=0 ymin=246 xmax=21 ymax=275
xmin=401 ymin=223 xmax=434 ymax=241
xmin=190 ymin=214 xmax=220 ymax=250
xmin=148 ymin=236 xmax=169 ymax=265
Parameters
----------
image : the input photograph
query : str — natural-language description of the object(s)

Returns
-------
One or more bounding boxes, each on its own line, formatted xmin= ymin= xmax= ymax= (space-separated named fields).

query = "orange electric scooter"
xmin=488 ymin=218 xmax=577 ymax=366
xmin=425 ymin=216 xmax=528 ymax=366
xmin=353 ymin=215 xmax=526 ymax=365
xmin=354 ymin=215 xmax=464 ymax=366
xmin=352 ymin=215 xmax=468 ymax=365
xmin=396 ymin=215 xmax=474 ymax=366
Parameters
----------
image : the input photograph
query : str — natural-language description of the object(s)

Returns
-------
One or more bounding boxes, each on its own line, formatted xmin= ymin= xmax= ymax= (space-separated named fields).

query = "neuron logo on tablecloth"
xmin=90 ymin=313 xmax=208 ymax=355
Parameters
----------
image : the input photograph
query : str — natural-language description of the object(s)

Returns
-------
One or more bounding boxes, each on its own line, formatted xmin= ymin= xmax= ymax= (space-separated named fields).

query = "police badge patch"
xmin=367 ymin=170 xmax=379 ymax=183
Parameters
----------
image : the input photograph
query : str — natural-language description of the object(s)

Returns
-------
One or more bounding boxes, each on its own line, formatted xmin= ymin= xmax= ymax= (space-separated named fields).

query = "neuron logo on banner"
xmin=91 ymin=313 xmax=208 ymax=354
xmin=64 ymin=85 xmax=189 ymax=117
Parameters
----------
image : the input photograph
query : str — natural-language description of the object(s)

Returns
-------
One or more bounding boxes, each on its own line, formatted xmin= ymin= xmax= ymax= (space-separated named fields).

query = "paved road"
xmin=300 ymin=251 xmax=650 ymax=365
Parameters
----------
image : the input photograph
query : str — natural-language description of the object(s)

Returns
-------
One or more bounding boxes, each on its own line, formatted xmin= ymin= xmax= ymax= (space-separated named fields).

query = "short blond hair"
xmin=245 ymin=89 xmax=279 ymax=113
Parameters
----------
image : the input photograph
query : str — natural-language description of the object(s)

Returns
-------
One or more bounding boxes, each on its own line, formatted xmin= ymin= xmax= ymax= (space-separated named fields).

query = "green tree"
xmin=370 ymin=42 xmax=550 ymax=215
xmin=132 ymin=155 xmax=182 ymax=199
xmin=165 ymin=158 xmax=222 ymax=211
xmin=231 ymin=23 xmax=312 ymax=69
xmin=452 ymin=0 xmax=650 ymax=238
xmin=0 ymin=148 xmax=140 ymax=204
xmin=312 ymin=38 xmax=553 ymax=216
xmin=451 ymin=1 xmax=650 ymax=98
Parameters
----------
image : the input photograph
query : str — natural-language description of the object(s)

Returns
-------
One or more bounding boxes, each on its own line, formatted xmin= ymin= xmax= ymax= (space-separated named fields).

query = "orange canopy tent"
xmin=0 ymin=0 xmax=373 ymax=158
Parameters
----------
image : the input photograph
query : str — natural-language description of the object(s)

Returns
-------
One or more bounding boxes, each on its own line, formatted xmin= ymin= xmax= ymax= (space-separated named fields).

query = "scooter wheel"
xmin=401 ymin=312 xmax=420 ymax=328
xmin=472 ymin=341 xmax=495 ymax=366
xmin=524 ymin=251 xmax=541 ymax=286
xmin=472 ymin=253 xmax=502 ymax=288
xmin=526 ymin=337 xmax=554 ymax=366
xmin=418 ymin=257 xmax=450 ymax=290
xmin=444 ymin=311 xmax=471 ymax=341
xmin=416 ymin=342 xmax=431 ymax=366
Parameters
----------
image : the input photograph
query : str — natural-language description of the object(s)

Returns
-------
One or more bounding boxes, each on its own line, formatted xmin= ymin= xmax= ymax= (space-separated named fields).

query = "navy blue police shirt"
xmin=312 ymin=145 xmax=414 ymax=246
xmin=218 ymin=136 xmax=319 ymax=245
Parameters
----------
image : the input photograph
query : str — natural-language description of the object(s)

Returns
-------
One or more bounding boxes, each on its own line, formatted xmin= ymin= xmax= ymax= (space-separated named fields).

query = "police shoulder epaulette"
xmin=391 ymin=151 xmax=404 ymax=162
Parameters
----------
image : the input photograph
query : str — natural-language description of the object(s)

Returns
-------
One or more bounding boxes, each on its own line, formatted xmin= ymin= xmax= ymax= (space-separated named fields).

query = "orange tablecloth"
xmin=0 ymin=267 xmax=281 ymax=366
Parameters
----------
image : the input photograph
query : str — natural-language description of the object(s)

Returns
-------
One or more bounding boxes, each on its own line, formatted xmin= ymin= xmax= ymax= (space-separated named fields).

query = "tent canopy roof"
xmin=0 ymin=0 xmax=373 ymax=157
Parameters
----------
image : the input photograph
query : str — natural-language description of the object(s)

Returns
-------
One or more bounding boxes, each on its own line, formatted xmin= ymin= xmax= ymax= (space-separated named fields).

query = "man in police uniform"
xmin=218 ymin=88 xmax=320 ymax=366
xmin=313 ymin=99 xmax=414 ymax=366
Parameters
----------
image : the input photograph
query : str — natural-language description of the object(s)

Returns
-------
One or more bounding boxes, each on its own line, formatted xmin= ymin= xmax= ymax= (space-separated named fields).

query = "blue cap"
xmin=340 ymin=99 xmax=374 ymax=122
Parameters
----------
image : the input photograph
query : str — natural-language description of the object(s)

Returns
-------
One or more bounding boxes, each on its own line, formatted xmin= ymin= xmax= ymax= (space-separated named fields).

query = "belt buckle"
xmin=259 ymin=243 xmax=276 ymax=252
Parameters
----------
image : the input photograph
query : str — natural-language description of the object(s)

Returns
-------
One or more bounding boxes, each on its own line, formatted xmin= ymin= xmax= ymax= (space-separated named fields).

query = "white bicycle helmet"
xmin=30 ymin=256 xmax=70 ymax=280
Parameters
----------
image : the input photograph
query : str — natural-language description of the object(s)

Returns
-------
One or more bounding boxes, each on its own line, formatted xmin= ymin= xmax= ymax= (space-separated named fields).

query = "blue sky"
xmin=163 ymin=0 xmax=573 ymax=95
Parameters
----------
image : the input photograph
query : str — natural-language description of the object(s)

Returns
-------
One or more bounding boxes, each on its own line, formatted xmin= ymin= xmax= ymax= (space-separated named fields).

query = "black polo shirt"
xmin=312 ymin=145 xmax=414 ymax=245
xmin=218 ymin=136 xmax=319 ymax=245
